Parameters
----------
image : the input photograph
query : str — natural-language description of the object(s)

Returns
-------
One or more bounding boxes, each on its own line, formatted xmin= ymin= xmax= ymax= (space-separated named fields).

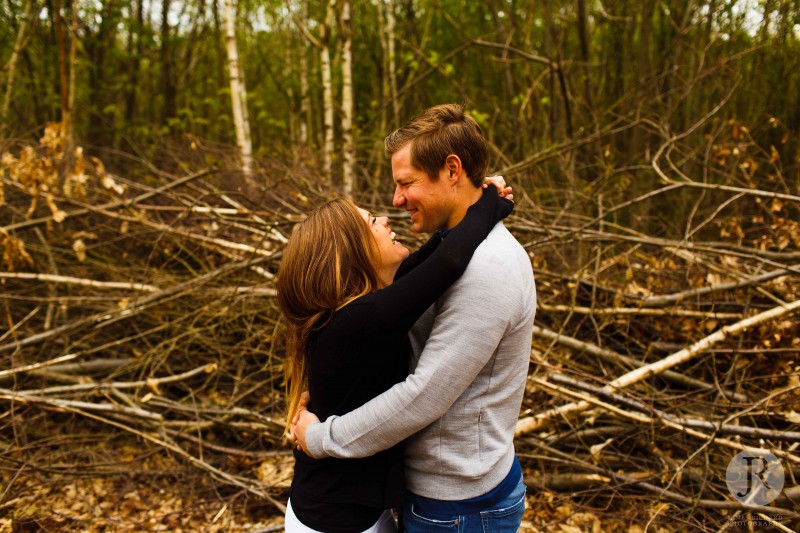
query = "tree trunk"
xmin=53 ymin=0 xmax=72 ymax=150
xmin=66 ymin=0 xmax=77 ymax=150
xmin=340 ymin=0 xmax=355 ymax=196
xmin=124 ymin=0 xmax=144 ymax=129
xmin=160 ymin=0 xmax=176 ymax=128
xmin=543 ymin=0 xmax=557 ymax=141
xmin=386 ymin=0 xmax=399 ymax=128
xmin=223 ymin=0 xmax=253 ymax=180
xmin=320 ymin=0 xmax=336 ymax=179
xmin=86 ymin=0 xmax=122 ymax=147
xmin=299 ymin=0 xmax=310 ymax=147
xmin=490 ymin=0 xmax=518 ymax=156
xmin=1 ymin=0 xmax=37 ymax=136
xmin=576 ymin=0 xmax=593 ymax=117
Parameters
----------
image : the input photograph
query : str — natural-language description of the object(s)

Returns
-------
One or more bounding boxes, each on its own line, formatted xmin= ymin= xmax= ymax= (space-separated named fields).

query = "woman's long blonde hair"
xmin=276 ymin=198 xmax=382 ymax=434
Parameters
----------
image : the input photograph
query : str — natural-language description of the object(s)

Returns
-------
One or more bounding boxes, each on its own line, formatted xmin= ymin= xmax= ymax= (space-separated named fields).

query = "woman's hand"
xmin=291 ymin=409 xmax=321 ymax=457
xmin=482 ymin=175 xmax=513 ymax=201
xmin=288 ymin=391 xmax=312 ymax=451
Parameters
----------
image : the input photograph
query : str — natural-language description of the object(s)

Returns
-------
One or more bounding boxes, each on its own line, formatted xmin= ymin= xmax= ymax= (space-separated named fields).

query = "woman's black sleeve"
xmin=370 ymin=187 xmax=513 ymax=330
xmin=394 ymin=233 xmax=442 ymax=281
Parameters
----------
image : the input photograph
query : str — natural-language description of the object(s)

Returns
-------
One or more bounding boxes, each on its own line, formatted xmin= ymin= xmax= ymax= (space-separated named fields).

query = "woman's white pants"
xmin=285 ymin=499 xmax=397 ymax=533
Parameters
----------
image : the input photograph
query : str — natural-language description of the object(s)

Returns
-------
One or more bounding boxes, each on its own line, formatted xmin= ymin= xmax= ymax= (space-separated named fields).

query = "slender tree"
xmin=340 ymin=0 xmax=355 ymax=195
xmin=385 ymin=0 xmax=399 ymax=127
xmin=1 ymin=0 xmax=38 ymax=136
xmin=321 ymin=0 xmax=337 ymax=178
xmin=298 ymin=0 xmax=310 ymax=147
xmin=223 ymin=0 xmax=253 ymax=180
xmin=52 ymin=0 xmax=73 ymax=150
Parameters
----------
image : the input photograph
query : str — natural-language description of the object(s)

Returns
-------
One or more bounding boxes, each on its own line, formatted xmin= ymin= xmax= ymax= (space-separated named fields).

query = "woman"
xmin=276 ymin=184 xmax=512 ymax=533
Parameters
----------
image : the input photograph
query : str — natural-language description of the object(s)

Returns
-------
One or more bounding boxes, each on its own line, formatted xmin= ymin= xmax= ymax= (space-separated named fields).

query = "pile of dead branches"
xmin=508 ymin=118 xmax=800 ymax=530
xmin=1 ymin=121 xmax=798 ymax=531
xmin=0 ymin=126 xmax=321 ymax=527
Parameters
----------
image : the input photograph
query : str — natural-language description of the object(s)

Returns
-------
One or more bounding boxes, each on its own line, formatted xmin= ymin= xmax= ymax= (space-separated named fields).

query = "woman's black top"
xmin=290 ymin=188 xmax=512 ymax=532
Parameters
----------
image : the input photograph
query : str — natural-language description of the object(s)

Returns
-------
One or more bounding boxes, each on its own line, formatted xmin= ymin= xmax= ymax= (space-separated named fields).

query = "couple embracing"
xmin=276 ymin=103 xmax=536 ymax=532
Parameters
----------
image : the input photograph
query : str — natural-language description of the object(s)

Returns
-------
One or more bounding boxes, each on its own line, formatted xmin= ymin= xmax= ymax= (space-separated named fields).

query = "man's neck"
xmin=443 ymin=186 xmax=483 ymax=231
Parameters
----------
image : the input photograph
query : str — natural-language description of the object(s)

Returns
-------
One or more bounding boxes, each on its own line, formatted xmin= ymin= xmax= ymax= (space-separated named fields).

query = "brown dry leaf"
xmin=770 ymin=145 xmax=781 ymax=164
xmin=256 ymin=456 xmax=295 ymax=488
xmin=64 ymin=147 xmax=89 ymax=198
xmin=1 ymin=233 xmax=34 ymax=271
xmin=46 ymin=194 xmax=67 ymax=223
xmin=40 ymin=123 xmax=63 ymax=156
xmin=101 ymin=173 xmax=126 ymax=195
xmin=73 ymin=239 xmax=87 ymax=262
xmin=74 ymin=231 xmax=98 ymax=240
xmin=720 ymin=255 xmax=739 ymax=269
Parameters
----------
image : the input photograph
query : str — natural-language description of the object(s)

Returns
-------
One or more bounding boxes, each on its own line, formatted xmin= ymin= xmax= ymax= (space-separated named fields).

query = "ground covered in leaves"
xmin=1 ymin=440 xmax=675 ymax=532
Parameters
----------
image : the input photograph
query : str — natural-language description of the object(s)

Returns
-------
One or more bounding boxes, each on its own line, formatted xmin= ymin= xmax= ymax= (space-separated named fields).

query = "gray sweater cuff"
xmin=305 ymin=420 xmax=331 ymax=459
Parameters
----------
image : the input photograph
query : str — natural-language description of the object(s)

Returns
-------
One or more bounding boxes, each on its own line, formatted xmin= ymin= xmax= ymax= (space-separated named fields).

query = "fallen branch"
xmin=13 ymin=363 xmax=217 ymax=395
xmin=633 ymin=264 xmax=799 ymax=308
xmin=0 ymin=255 xmax=270 ymax=354
xmin=532 ymin=325 xmax=747 ymax=401
xmin=548 ymin=373 xmax=800 ymax=442
xmin=0 ymin=272 xmax=160 ymax=292
xmin=0 ymin=353 xmax=78 ymax=378
xmin=517 ymin=299 xmax=800 ymax=435
xmin=538 ymin=303 xmax=742 ymax=319
xmin=521 ymin=439 xmax=800 ymax=518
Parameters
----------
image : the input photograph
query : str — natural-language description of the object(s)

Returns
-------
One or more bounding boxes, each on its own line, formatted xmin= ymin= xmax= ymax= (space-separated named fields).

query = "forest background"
xmin=1 ymin=0 xmax=800 ymax=531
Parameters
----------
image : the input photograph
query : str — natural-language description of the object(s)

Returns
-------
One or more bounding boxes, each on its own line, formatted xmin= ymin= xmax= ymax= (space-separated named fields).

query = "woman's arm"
xmin=395 ymin=176 xmax=510 ymax=281
xmin=368 ymin=186 xmax=513 ymax=330
xmin=393 ymin=233 xmax=442 ymax=281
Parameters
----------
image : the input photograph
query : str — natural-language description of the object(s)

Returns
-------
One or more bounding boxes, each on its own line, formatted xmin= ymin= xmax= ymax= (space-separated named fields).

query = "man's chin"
xmin=412 ymin=223 xmax=432 ymax=233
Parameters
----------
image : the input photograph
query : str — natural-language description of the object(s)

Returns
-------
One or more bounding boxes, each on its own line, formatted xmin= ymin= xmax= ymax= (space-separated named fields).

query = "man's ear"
xmin=444 ymin=154 xmax=463 ymax=185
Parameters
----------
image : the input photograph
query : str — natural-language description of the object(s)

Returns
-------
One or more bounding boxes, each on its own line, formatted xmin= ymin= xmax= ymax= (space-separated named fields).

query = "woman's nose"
xmin=378 ymin=216 xmax=389 ymax=226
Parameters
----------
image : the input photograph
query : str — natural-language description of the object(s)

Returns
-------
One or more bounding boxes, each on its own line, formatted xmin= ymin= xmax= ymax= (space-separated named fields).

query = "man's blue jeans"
xmin=401 ymin=477 xmax=526 ymax=532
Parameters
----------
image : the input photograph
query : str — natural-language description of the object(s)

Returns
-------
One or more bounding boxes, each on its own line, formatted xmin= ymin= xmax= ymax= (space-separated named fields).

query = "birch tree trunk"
xmin=340 ymin=0 xmax=355 ymax=196
xmin=385 ymin=0 xmax=399 ymax=127
xmin=298 ymin=0 xmax=310 ymax=147
xmin=320 ymin=0 xmax=336 ymax=179
xmin=223 ymin=0 xmax=253 ymax=180
xmin=1 ymin=0 xmax=37 ymax=136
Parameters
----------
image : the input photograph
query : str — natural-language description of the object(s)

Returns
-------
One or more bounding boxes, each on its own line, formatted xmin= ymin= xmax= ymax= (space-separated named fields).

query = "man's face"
xmin=391 ymin=143 xmax=455 ymax=233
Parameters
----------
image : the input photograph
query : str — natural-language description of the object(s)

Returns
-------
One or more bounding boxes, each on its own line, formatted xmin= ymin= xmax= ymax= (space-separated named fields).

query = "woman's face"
xmin=357 ymin=207 xmax=409 ymax=272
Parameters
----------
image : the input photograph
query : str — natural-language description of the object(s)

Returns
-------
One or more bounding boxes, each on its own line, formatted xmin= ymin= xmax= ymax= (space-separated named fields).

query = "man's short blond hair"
xmin=384 ymin=104 xmax=489 ymax=187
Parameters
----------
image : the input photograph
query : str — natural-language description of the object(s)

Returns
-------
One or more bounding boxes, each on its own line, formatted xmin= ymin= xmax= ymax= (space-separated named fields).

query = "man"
xmin=293 ymin=104 xmax=536 ymax=532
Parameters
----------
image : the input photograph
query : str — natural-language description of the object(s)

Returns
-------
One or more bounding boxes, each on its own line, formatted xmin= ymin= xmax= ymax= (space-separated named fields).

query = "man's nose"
xmin=392 ymin=188 xmax=405 ymax=207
